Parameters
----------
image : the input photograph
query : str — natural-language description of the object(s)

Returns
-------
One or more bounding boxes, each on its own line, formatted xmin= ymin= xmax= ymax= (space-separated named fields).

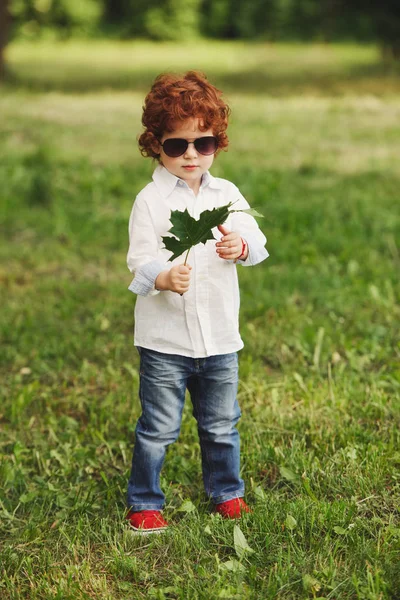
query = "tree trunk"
xmin=0 ymin=0 xmax=9 ymax=79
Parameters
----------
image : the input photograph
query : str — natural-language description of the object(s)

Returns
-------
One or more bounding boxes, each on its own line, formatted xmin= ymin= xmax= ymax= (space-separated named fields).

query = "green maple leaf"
xmin=162 ymin=201 xmax=263 ymax=262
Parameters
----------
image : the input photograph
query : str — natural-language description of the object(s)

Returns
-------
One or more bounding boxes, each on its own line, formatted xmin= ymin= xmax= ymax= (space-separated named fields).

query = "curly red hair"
xmin=139 ymin=71 xmax=230 ymax=160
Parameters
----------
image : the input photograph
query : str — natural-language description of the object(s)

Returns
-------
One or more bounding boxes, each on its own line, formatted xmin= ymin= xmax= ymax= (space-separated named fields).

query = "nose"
xmin=183 ymin=141 xmax=198 ymax=159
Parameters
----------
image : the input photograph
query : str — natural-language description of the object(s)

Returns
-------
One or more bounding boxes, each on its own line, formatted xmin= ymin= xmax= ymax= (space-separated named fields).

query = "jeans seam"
xmin=194 ymin=379 xmax=214 ymax=499
xmin=204 ymin=434 xmax=214 ymax=499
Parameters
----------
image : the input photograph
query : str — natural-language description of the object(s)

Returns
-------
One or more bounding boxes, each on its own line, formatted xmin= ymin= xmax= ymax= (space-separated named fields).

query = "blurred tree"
xmin=230 ymin=0 xmax=277 ymax=39
xmin=145 ymin=0 xmax=201 ymax=40
xmin=200 ymin=0 xmax=231 ymax=38
xmin=201 ymin=0 xmax=279 ymax=39
xmin=0 ymin=0 xmax=10 ymax=77
xmin=279 ymin=0 xmax=323 ymax=40
xmin=102 ymin=0 xmax=202 ymax=39
xmin=102 ymin=0 xmax=148 ymax=36
xmin=346 ymin=0 xmax=400 ymax=59
xmin=9 ymin=0 xmax=101 ymax=39
xmin=1 ymin=0 xmax=399 ymax=64
xmin=103 ymin=0 xmax=129 ymax=23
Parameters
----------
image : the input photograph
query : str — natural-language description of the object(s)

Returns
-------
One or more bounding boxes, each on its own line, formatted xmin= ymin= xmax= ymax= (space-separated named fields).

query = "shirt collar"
xmin=202 ymin=171 xmax=222 ymax=191
xmin=152 ymin=165 xmax=222 ymax=197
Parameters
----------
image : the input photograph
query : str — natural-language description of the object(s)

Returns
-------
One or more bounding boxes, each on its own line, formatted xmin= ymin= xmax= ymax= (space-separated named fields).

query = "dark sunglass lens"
xmin=162 ymin=138 xmax=188 ymax=157
xmin=195 ymin=136 xmax=218 ymax=155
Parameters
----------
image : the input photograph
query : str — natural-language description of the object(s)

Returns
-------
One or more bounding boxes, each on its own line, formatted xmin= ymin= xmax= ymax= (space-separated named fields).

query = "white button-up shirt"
xmin=127 ymin=165 xmax=269 ymax=358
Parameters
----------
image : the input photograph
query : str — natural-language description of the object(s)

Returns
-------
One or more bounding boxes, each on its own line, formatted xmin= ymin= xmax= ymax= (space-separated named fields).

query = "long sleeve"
xmin=229 ymin=188 xmax=269 ymax=267
xmin=127 ymin=195 xmax=168 ymax=296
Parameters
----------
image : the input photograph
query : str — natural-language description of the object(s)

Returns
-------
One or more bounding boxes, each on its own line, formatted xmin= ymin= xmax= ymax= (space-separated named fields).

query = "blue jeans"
xmin=127 ymin=347 xmax=244 ymax=511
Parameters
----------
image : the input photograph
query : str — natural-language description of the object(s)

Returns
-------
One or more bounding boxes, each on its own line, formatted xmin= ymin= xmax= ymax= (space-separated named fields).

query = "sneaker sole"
xmin=128 ymin=526 xmax=168 ymax=536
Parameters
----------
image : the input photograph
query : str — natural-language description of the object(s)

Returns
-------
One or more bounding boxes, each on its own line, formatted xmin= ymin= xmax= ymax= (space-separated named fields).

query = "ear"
xmin=150 ymin=137 xmax=161 ymax=156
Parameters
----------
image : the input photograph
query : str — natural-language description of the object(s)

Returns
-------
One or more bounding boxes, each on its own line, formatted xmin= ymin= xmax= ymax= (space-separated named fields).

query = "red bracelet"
xmin=237 ymin=238 xmax=247 ymax=260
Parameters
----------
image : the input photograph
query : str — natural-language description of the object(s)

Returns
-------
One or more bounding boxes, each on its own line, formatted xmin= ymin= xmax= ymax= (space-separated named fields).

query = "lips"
xmin=183 ymin=165 xmax=198 ymax=170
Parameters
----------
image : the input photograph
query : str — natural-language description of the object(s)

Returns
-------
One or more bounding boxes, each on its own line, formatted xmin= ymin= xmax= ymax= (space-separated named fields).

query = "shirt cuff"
xmin=238 ymin=233 xmax=269 ymax=266
xmin=128 ymin=260 xmax=168 ymax=296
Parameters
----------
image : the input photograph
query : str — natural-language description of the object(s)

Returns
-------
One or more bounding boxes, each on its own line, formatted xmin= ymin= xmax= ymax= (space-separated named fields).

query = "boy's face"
xmin=157 ymin=118 xmax=215 ymax=193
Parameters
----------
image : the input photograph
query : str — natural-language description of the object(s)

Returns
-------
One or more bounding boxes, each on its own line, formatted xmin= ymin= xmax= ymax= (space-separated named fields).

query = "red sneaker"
xmin=215 ymin=498 xmax=251 ymax=519
xmin=126 ymin=510 xmax=168 ymax=534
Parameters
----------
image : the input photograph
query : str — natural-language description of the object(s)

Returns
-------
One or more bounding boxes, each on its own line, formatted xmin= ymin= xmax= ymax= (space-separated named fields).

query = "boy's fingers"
xmin=217 ymin=242 xmax=241 ymax=252
xmin=217 ymin=239 xmax=237 ymax=247
xmin=178 ymin=264 xmax=192 ymax=274
xmin=217 ymin=244 xmax=242 ymax=257
xmin=178 ymin=280 xmax=190 ymax=293
xmin=217 ymin=224 xmax=230 ymax=236
xmin=216 ymin=233 xmax=240 ymax=244
xmin=219 ymin=246 xmax=238 ymax=253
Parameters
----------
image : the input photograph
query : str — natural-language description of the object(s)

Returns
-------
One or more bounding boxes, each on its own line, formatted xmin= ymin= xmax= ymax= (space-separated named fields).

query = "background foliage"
xmin=7 ymin=0 xmax=400 ymax=51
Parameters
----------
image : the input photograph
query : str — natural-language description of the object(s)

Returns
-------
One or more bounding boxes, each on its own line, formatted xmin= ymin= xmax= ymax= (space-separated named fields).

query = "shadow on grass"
xmin=2 ymin=59 xmax=400 ymax=96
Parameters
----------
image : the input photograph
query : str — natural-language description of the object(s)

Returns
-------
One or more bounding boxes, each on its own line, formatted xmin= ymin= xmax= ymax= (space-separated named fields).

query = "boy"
xmin=126 ymin=71 xmax=268 ymax=533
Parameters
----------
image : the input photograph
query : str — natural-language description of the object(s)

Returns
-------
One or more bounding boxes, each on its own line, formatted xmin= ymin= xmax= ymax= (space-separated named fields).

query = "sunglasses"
xmin=159 ymin=136 xmax=218 ymax=158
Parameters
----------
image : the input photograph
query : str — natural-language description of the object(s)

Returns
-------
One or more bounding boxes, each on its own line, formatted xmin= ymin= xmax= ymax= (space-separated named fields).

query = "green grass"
xmin=4 ymin=39 xmax=400 ymax=95
xmin=0 ymin=40 xmax=399 ymax=599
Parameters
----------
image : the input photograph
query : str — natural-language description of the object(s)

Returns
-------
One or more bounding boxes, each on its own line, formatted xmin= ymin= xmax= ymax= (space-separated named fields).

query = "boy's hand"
xmin=216 ymin=225 xmax=248 ymax=261
xmin=156 ymin=264 xmax=192 ymax=294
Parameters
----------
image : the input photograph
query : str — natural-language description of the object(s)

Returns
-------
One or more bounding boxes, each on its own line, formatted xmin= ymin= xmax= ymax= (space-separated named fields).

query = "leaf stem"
xmin=183 ymin=248 xmax=191 ymax=266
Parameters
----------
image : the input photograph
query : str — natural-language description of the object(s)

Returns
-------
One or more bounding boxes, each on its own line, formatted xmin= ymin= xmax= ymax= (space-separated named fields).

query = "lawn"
xmin=0 ymin=41 xmax=399 ymax=599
